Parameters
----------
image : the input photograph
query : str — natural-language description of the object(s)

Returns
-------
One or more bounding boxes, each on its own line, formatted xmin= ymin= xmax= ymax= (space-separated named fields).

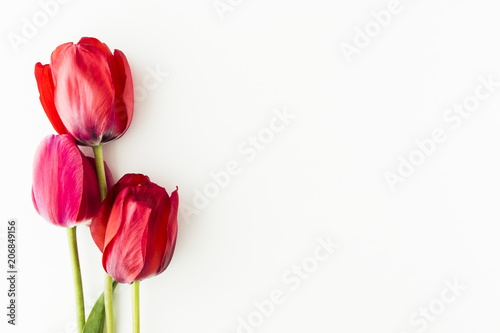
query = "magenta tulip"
xmin=32 ymin=134 xmax=112 ymax=227
xmin=35 ymin=37 xmax=134 ymax=146
xmin=90 ymin=174 xmax=178 ymax=284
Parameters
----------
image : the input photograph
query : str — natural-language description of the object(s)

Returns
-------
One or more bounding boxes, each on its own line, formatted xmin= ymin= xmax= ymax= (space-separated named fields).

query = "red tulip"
xmin=90 ymin=174 xmax=178 ymax=284
xmin=35 ymin=37 xmax=134 ymax=146
xmin=32 ymin=134 xmax=113 ymax=227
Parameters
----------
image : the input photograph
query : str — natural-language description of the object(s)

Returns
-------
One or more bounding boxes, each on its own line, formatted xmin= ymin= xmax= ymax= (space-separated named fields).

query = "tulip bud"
xmin=90 ymin=174 xmax=178 ymax=284
xmin=35 ymin=37 xmax=134 ymax=146
xmin=32 ymin=134 xmax=112 ymax=227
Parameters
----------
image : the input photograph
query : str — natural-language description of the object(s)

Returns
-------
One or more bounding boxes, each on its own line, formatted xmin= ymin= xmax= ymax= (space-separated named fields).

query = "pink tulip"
xmin=35 ymin=37 xmax=134 ymax=146
xmin=90 ymin=174 xmax=178 ymax=284
xmin=32 ymin=134 xmax=112 ymax=227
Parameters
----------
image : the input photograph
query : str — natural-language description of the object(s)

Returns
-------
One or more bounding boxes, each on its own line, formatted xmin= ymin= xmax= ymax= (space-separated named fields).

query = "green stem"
xmin=132 ymin=281 xmax=140 ymax=333
xmin=67 ymin=227 xmax=85 ymax=332
xmin=105 ymin=274 xmax=115 ymax=333
xmin=92 ymin=144 xmax=115 ymax=333
xmin=92 ymin=144 xmax=107 ymax=200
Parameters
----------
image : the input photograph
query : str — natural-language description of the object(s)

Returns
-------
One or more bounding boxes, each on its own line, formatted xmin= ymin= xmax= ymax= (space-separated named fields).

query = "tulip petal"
xmin=105 ymin=50 xmax=133 ymax=141
xmin=136 ymin=183 xmax=171 ymax=279
xmin=90 ymin=174 xmax=149 ymax=252
xmin=75 ymin=156 xmax=102 ymax=222
xmin=50 ymin=42 xmax=72 ymax=65
xmin=51 ymin=43 xmax=115 ymax=146
xmin=89 ymin=195 xmax=113 ymax=252
xmin=78 ymin=37 xmax=130 ymax=143
xmin=31 ymin=187 xmax=40 ymax=215
xmin=103 ymin=188 xmax=151 ymax=284
xmin=113 ymin=174 xmax=150 ymax=191
xmin=32 ymin=135 xmax=85 ymax=227
xmin=34 ymin=63 xmax=67 ymax=135
xmin=78 ymin=37 xmax=113 ymax=58
xmin=102 ymin=175 xmax=150 ymax=249
xmin=158 ymin=188 xmax=178 ymax=274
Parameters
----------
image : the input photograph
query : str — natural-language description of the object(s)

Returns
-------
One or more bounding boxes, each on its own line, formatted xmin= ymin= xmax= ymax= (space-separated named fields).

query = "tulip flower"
xmin=34 ymin=37 xmax=134 ymax=146
xmin=32 ymin=134 xmax=105 ymax=227
xmin=31 ymin=133 xmax=113 ymax=332
xmin=90 ymin=174 xmax=179 ymax=284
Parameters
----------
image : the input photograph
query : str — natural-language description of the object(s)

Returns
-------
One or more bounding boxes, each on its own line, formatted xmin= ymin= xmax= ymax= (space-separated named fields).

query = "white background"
xmin=1 ymin=0 xmax=500 ymax=332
